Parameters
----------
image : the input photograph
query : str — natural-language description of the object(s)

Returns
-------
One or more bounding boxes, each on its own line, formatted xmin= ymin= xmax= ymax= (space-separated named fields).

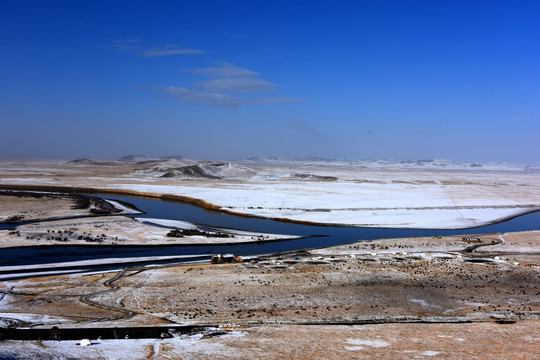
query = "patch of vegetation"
xmin=166 ymin=228 xmax=234 ymax=238
xmin=71 ymin=195 xmax=90 ymax=209
xmin=2 ymin=215 xmax=25 ymax=223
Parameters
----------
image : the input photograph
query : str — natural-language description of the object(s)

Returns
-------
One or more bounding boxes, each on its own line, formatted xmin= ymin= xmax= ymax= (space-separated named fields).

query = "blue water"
xmin=1 ymin=194 xmax=539 ymax=268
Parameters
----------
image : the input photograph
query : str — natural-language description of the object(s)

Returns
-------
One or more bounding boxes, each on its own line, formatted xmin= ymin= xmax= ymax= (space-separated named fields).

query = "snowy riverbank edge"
xmin=1 ymin=183 xmax=540 ymax=229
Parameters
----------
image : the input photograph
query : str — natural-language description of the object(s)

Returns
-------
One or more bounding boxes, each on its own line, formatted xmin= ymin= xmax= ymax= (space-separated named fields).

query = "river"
xmin=1 ymin=193 xmax=540 ymax=270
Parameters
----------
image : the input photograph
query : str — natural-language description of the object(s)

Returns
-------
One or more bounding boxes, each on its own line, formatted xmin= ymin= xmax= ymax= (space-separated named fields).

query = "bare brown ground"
xmin=1 ymin=242 xmax=539 ymax=359
xmin=0 ymin=194 xmax=85 ymax=223
xmin=2 ymin=232 xmax=538 ymax=327
xmin=1 ymin=234 xmax=539 ymax=358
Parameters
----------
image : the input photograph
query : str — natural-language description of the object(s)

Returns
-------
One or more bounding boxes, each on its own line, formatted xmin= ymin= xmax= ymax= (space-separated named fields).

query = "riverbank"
xmin=1 ymin=157 xmax=539 ymax=229
xmin=0 ymin=192 xmax=301 ymax=248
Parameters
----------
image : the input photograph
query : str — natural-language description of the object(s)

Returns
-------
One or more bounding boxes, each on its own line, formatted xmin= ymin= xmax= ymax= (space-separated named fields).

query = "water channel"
xmin=1 ymin=194 xmax=540 ymax=269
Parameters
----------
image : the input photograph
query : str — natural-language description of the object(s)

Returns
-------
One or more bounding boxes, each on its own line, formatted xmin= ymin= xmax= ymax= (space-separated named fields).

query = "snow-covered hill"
xmin=134 ymin=160 xmax=257 ymax=180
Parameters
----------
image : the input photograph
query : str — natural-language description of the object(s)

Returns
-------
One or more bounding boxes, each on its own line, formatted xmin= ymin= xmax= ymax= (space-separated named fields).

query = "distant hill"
xmin=134 ymin=160 xmax=256 ymax=180
xmin=118 ymin=154 xmax=192 ymax=163
xmin=66 ymin=158 xmax=121 ymax=166
xmin=238 ymin=157 xmax=534 ymax=171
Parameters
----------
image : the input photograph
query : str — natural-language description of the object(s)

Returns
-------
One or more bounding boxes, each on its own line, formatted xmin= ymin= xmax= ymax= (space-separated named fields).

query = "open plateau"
xmin=0 ymin=156 xmax=539 ymax=359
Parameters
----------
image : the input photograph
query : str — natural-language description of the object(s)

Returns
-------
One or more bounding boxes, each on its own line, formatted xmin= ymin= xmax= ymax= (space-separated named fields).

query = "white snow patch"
xmin=0 ymin=177 xmax=55 ymax=183
xmin=135 ymin=218 xmax=198 ymax=229
xmin=0 ymin=269 xmax=84 ymax=280
xmin=346 ymin=339 xmax=389 ymax=347
xmin=464 ymin=302 xmax=487 ymax=307
xmin=0 ymin=312 xmax=70 ymax=325
xmin=134 ymin=217 xmax=300 ymax=240
xmin=345 ymin=346 xmax=365 ymax=351
xmin=102 ymin=181 xmax=540 ymax=229
xmin=409 ymin=299 xmax=429 ymax=307
xmin=409 ymin=299 xmax=441 ymax=309
xmin=104 ymin=200 xmax=141 ymax=214
xmin=429 ymin=253 xmax=455 ymax=259
xmin=0 ymin=254 xmax=212 ymax=273
xmin=0 ymin=331 xmax=246 ymax=359
xmin=421 ymin=350 xmax=440 ymax=356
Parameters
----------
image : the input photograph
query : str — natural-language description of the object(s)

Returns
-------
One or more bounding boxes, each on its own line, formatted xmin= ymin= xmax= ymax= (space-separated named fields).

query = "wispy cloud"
xmin=189 ymin=63 xmax=277 ymax=93
xmin=160 ymin=86 xmax=302 ymax=109
xmin=112 ymin=38 xmax=140 ymax=53
xmin=113 ymin=39 xmax=204 ymax=57
xmin=147 ymin=63 xmax=303 ymax=108
xmin=195 ymin=77 xmax=277 ymax=93
xmin=142 ymin=44 xmax=204 ymax=58
xmin=188 ymin=64 xmax=258 ymax=78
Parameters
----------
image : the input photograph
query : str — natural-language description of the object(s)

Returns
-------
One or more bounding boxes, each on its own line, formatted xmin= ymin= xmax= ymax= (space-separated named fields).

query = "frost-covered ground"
xmin=0 ymin=215 xmax=300 ymax=249
xmin=1 ymin=157 xmax=540 ymax=229
xmin=1 ymin=322 xmax=538 ymax=360
xmin=1 ymin=157 xmax=539 ymax=359
xmin=105 ymin=181 xmax=540 ymax=229
xmin=1 ymin=230 xmax=539 ymax=359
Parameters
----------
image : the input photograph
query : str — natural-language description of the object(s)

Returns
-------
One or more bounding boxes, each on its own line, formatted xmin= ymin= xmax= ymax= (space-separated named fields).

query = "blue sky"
xmin=1 ymin=1 xmax=539 ymax=163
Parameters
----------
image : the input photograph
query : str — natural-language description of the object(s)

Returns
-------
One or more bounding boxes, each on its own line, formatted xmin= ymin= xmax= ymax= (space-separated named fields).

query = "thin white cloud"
xmin=142 ymin=45 xmax=204 ymax=58
xmin=188 ymin=63 xmax=276 ymax=93
xmin=188 ymin=63 xmax=258 ymax=78
xmin=196 ymin=77 xmax=277 ymax=93
xmin=147 ymin=63 xmax=303 ymax=108
xmin=161 ymin=86 xmax=302 ymax=109
xmin=113 ymin=40 xmax=204 ymax=57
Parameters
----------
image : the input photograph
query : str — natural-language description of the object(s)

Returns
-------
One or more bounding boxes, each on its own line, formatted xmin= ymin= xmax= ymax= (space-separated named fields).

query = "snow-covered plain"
xmin=0 ymin=333 xmax=246 ymax=360
xmin=1 ymin=157 xmax=539 ymax=229
xmin=104 ymin=180 xmax=540 ymax=229
xmin=1 ymin=158 xmax=539 ymax=360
